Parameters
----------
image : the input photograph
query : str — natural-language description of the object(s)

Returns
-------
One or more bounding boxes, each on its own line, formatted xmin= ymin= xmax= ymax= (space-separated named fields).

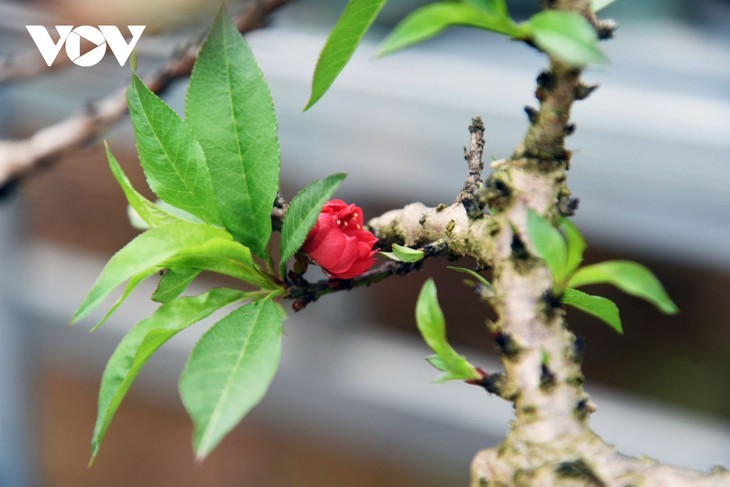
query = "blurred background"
xmin=1 ymin=0 xmax=729 ymax=485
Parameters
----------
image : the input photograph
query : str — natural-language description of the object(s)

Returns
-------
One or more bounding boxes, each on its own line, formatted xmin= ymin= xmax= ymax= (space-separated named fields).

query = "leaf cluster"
xmin=75 ymin=8 xmax=348 ymax=463
xmin=527 ymin=210 xmax=678 ymax=334
xmin=305 ymin=0 xmax=611 ymax=111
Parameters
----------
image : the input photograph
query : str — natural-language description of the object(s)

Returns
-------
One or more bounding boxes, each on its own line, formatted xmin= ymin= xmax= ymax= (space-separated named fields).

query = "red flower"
xmin=302 ymin=199 xmax=379 ymax=279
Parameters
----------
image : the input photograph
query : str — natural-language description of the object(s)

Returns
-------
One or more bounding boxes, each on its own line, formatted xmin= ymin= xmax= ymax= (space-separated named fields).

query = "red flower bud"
xmin=301 ymin=199 xmax=379 ymax=279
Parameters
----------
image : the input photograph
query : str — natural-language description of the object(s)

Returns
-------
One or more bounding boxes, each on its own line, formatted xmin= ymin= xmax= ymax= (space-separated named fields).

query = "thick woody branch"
xmin=470 ymin=0 xmax=729 ymax=485
xmin=368 ymin=202 xmax=491 ymax=268
xmin=367 ymin=118 xmax=491 ymax=267
xmin=0 ymin=0 xmax=292 ymax=191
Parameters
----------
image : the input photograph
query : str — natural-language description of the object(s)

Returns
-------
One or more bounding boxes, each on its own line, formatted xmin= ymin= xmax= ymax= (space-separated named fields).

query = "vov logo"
xmin=26 ymin=25 xmax=145 ymax=67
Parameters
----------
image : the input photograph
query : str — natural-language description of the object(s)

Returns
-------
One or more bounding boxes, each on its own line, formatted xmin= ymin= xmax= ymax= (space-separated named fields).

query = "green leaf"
xmin=105 ymin=143 xmax=184 ymax=229
xmin=126 ymin=74 xmax=221 ymax=225
xmin=128 ymin=199 xmax=207 ymax=231
xmin=186 ymin=7 xmax=280 ymax=258
xmin=426 ymin=355 xmax=449 ymax=372
xmin=416 ymin=279 xmax=480 ymax=381
xmin=391 ymin=243 xmax=424 ymax=263
xmin=592 ymin=0 xmax=616 ymax=12
xmin=463 ymin=0 xmax=509 ymax=16
xmin=379 ymin=2 xmax=520 ymax=56
xmin=382 ymin=243 xmax=424 ymax=263
xmin=305 ymin=0 xmax=387 ymax=110
xmin=563 ymin=288 xmax=622 ymax=333
xmin=179 ymin=299 xmax=285 ymax=459
xmin=90 ymin=288 xmax=248 ymax=464
xmin=164 ymin=238 xmax=275 ymax=289
xmin=527 ymin=210 xmax=568 ymax=282
xmin=525 ymin=11 xmax=606 ymax=66
xmin=152 ymin=268 xmax=202 ymax=304
xmin=568 ymin=261 xmax=679 ymax=314
xmin=446 ymin=266 xmax=492 ymax=288
xmin=560 ymin=218 xmax=586 ymax=275
xmin=71 ymin=222 xmax=246 ymax=326
xmin=89 ymin=270 xmax=157 ymax=333
xmin=279 ymin=173 xmax=346 ymax=275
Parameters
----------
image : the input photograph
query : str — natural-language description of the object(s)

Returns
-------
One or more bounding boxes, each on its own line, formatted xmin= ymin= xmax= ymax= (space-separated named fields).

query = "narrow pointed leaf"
xmin=305 ymin=0 xmax=387 ymax=110
xmin=381 ymin=244 xmax=424 ymax=263
xmin=90 ymin=270 xmax=157 ymax=333
xmin=391 ymin=243 xmax=424 ymax=263
xmin=568 ymin=260 xmax=678 ymax=314
xmin=180 ymin=300 xmax=286 ymax=459
xmin=153 ymin=268 xmax=202 ymax=304
xmin=165 ymin=239 xmax=276 ymax=289
xmin=563 ymin=288 xmax=622 ymax=333
xmin=71 ymin=222 xmax=242 ymax=326
xmin=105 ymin=143 xmax=184 ymax=228
xmin=90 ymin=288 xmax=248 ymax=463
xmin=447 ymin=266 xmax=492 ymax=288
xmin=279 ymin=173 xmax=346 ymax=275
xmin=560 ymin=218 xmax=586 ymax=275
xmin=379 ymin=2 xmax=520 ymax=56
xmin=426 ymin=355 xmax=449 ymax=372
xmin=127 ymin=74 xmax=221 ymax=224
xmin=527 ymin=210 xmax=568 ymax=282
xmin=186 ymin=7 xmax=280 ymax=257
xmin=525 ymin=11 xmax=606 ymax=66
xmin=416 ymin=279 xmax=480 ymax=381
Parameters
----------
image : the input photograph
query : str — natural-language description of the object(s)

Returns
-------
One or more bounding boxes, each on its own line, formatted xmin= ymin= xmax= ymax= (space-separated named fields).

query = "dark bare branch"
xmin=0 ymin=0 xmax=292 ymax=191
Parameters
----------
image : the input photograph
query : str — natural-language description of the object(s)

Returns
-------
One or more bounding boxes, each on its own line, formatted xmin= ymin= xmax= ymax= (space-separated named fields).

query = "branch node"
xmin=524 ymin=106 xmax=539 ymax=125
xmin=575 ymin=83 xmax=599 ymax=101
xmin=597 ymin=19 xmax=618 ymax=40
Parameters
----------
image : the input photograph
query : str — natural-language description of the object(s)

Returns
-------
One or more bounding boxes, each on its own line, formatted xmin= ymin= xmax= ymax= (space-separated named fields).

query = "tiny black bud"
xmin=493 ymin=331 xmax=520 ymax=358
xmin=575 ymin=83 xmax=599 ymax=101
xmin=597 ymin=19 xmax=618 ymax=40
xmin=558 ymin=194 xmax=580 ymax=217
xmin=510 ymin=233 xmax=529 ymax=260
xmin=564 ymin=123 xmax=576 ymax=136
xmin=540 ymin=363 xmax=557 ymax=390
xmin=524 ymin=106 xmax=539 ymax=124
xmin=572 ymin=335 xmax=586 ymax=363
xmin=536 ymin=70 xmax=557 ymax=91
xmin=543 ymin=290 xmax=562 ymax=310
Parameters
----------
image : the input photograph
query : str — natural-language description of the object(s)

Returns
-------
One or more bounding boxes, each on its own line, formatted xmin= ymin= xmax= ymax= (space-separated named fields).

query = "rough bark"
xmin=371 ymin=1 xmax=730 ymax=485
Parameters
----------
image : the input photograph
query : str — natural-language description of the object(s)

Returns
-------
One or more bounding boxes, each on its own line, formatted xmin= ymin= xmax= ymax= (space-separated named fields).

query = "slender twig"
xmin=0 ymin=49 xmax=75 ymax=86
xmin=0 ymin=0 xmax=292 ymax=191
xmin=458 ymin=116 xmax=486 ymax=216
xmin=285 ymin=241 xmax=447 ymax=311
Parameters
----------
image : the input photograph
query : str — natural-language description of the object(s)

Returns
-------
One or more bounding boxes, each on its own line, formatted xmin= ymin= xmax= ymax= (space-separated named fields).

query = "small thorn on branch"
xmin=575 ymin=83 xmax=599 ymax=101
xmin=524 ymin=106 xmax=539 ymax=125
